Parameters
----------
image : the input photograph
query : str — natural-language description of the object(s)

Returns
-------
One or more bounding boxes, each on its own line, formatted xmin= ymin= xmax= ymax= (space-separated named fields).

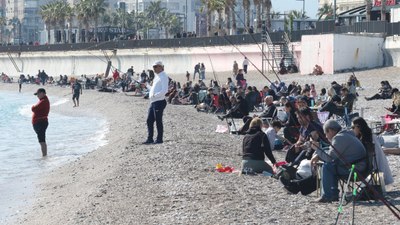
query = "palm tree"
xmin=40 ymin=2 xmax=56 ymax=43
xmin=289 ymin=10 xmax=306 ymax=19
xmin=381 ymin=0 xmax=387 ymax=21
xmin=0 ymin=16 xmax=7 ymax=43
xmin=262 ymin=0 xmax=272 ymax=31
xmin=224 ymin=0 xmax=240 ymax=35
xmin=87 ymin=0 xmax=106 ymax=42
xmin=159 ymin=10 xmax=179 ymax=38
xmin=201 ymin=0 xmax=225 ymax=36
xmin=76 ymin=0 xmax=91 ymax=42
xmin=8 ymin=17 xmax=21 ymax=44
xmin=317 ymin=3 xmax=334 ymax=21
xmin=365 ymin=0 xmax=372 ymax=21
xmin=111 ymin=8 xmax=130 ymax=35
xmin=243 ymin=0 xmax=251 ymax=30
xmin=64 ymin=3 xmax=74 ymax=44
xmin=215 ymin=2 xmax=225 ymax=35
xmin=270 ymin=11 xmax=281 ymax=19
xmin=53 ymin=1 xmax=70 ymax=43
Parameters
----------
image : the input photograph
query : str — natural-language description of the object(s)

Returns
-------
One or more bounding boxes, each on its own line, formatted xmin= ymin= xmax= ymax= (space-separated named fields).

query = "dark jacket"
xmin=260 ymin=103 xmax=277 ymax=118
xmin=285 ymin=109 xmax=300 ymax=127
xmin=242 ymin=127 xmax=276 ymax=164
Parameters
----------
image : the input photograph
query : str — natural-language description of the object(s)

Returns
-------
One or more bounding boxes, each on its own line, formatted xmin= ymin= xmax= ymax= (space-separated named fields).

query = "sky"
xmin=271 ymin=0 xmax=320 ymax=19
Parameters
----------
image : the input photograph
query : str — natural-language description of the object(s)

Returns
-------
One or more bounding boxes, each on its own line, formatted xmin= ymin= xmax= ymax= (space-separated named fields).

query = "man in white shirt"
xmin=263 ymin=120 xmax=283 ymax=150
xmin=143 ymin=61 xmax=169 ymax=144
xmin=242 ymin=57 xmax=249 ymax=74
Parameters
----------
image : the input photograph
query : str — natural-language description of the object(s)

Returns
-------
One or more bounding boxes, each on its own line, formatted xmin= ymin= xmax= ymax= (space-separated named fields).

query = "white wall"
xmin=301 ymin=34 xmax=384 ymax=74
xmin=300 ymin=34 xmax=333 ymax=74
xmin=333 ymin=34 xmax=384 ymax=72
xmin=385 ymin=35 xmax=400 ymax=67
xmin=391 ymin=8 xmax=400 ymax=23
xmin=0 ymin=45 xmax=264 ymax=78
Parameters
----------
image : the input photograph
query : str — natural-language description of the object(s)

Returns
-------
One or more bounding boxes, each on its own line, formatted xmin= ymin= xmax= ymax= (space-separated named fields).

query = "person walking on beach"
xmin=200 ymin=63 xmax=206 ymax=80
xmin=243 ymin=57 xmax=249 ymax=74
xmin=186 ymin=71 xmax=190 ymax=82
xmin=193 ymin=63 xmax=200 ymax=80
xmin=72 ymin=79 xmax=83 ymax=107
xmin=32 ymin=88 xmax=50 ymax=157
xmin=18 ymin=74 xmax=25 ymax=92
xmin=143 ymin=61 xmax=169 ymax=144
xmin=233 ymin=61 xmax=239 ymax=76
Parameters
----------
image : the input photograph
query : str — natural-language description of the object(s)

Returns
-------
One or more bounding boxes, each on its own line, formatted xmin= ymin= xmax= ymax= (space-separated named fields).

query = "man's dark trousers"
xmin=146 ymin=99 xmax=167 ymax=142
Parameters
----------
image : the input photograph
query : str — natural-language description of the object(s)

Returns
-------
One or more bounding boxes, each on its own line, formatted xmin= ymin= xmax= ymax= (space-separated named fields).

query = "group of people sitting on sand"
xmin=164 ymin=73 xmax=395 ymax=203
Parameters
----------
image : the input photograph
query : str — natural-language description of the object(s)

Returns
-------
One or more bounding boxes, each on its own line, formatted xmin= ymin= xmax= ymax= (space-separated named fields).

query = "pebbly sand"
xmin=2 ymin=66 xmax=400 ymax=224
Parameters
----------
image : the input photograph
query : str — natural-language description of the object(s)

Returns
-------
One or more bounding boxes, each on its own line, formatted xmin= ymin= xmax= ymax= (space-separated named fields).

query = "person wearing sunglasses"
xmin=143 ymin=61 xmax=169 ymax=144
xmin=351 ymin=117 xmax=393 ymax=185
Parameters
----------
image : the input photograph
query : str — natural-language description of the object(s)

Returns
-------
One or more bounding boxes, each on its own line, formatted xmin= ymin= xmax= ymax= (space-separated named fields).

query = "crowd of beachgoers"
xmin=2 ymin=64 xmax=400 ymax=224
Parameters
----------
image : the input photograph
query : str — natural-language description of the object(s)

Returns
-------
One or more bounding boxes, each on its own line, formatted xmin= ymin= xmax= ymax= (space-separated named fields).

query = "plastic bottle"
xmin=262 ymin=171 xmax=273 ymax=176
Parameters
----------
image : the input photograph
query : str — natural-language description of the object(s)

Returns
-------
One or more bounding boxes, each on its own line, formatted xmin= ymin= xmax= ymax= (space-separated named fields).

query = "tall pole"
xmin=333 ymin=0 xmax=336 ymax=23
xmin=185 ymin=0 xmax=188 ymax=32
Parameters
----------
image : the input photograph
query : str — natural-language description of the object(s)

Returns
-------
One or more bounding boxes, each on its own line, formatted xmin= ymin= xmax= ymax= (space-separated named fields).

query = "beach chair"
xmin=317 ymin=111 xmax=329 ymax=124
xmin=338 ymin=142 xmax=382 ymax=204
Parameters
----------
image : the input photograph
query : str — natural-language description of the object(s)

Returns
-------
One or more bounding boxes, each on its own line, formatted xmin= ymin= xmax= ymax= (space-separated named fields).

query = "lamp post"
xmin=333 ymin=0 xmax=337 ymax=23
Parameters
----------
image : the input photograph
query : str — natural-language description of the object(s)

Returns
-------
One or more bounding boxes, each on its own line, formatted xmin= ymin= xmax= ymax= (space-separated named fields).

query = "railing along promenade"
xmin=1 ymin=20 xmax=399 ymax=53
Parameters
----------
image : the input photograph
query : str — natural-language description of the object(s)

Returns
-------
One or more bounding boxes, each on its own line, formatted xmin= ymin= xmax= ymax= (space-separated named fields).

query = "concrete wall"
xmin=300 ymin=34 xmax=384 ymax=74
xmin=384 ymin=36 xmax=400 ymax=67
xmin=1 ymin=45 xmax=264 ymax=78
xmin=300 ymin=34 xmax=333 ymax=74
xmin=333 ymin=34 xmax=384 ymax=72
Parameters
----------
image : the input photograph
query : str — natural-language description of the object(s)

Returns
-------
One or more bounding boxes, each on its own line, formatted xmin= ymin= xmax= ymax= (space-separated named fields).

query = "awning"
xmin=339 ymin=5 xmax=366 ymax=18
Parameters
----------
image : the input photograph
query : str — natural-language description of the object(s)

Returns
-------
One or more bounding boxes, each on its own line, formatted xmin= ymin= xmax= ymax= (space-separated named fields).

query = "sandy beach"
xmin=2 ymin=66 xmax=400 ymax=224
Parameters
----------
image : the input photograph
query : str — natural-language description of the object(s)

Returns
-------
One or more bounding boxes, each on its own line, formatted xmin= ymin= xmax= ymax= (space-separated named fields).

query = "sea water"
xmin=0 ymin=91 xmax=108 ymax=223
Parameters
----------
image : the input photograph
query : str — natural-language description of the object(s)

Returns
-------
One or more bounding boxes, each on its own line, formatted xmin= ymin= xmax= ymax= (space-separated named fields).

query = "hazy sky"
xmin=271 ymin=0 xmax=320 ymax=19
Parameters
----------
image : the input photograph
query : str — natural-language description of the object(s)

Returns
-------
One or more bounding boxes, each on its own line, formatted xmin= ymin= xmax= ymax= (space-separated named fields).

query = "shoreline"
xmin=1 ymin=67 xmax=400 ymax=224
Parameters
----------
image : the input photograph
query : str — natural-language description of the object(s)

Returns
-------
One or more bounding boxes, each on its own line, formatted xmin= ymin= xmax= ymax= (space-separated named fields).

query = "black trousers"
xmin=146 ymin=100 xmax=167 ymax=142
xmin=33 ymin=120 xmax=49 ymax=143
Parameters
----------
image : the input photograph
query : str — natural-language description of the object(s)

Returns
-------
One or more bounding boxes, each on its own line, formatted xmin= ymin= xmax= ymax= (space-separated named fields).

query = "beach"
xmin=2 ymin=66 xmax=400 ymax=224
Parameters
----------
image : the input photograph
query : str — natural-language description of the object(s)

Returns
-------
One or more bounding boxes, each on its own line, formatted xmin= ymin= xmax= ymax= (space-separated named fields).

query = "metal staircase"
xmin=282 ymin=32 xmax=297 ymax=68
xmin=7 ymin=52 xmax=21 ymax=73
xmin=261 ymin=31 xmax=280 ymax=74
xmin=261 ymin=31 xmax=296 ymax=75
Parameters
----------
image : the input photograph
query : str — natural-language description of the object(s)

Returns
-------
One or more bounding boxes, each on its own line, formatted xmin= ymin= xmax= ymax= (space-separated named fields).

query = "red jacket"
xmin=32 ymin=95 xmax=50 ymax=125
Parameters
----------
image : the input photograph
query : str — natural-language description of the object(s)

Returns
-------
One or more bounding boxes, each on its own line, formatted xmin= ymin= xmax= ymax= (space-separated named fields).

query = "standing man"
xmin=72 ymin=79 xmax=83 ymax=107
xmin=243 ymin=57 xmax=249 ymax=74
xmin=143 ymin=61 xmax=169 ymax=144
xmin=233 ymin=61 xmax=239 ymax=76
xmin=32 ymin=88 xmax=50 ymax=157
xmin=18 ymin=74 xmax=25 ymax=92
xmin=193 ymin=63 xmax=200 ymax=80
